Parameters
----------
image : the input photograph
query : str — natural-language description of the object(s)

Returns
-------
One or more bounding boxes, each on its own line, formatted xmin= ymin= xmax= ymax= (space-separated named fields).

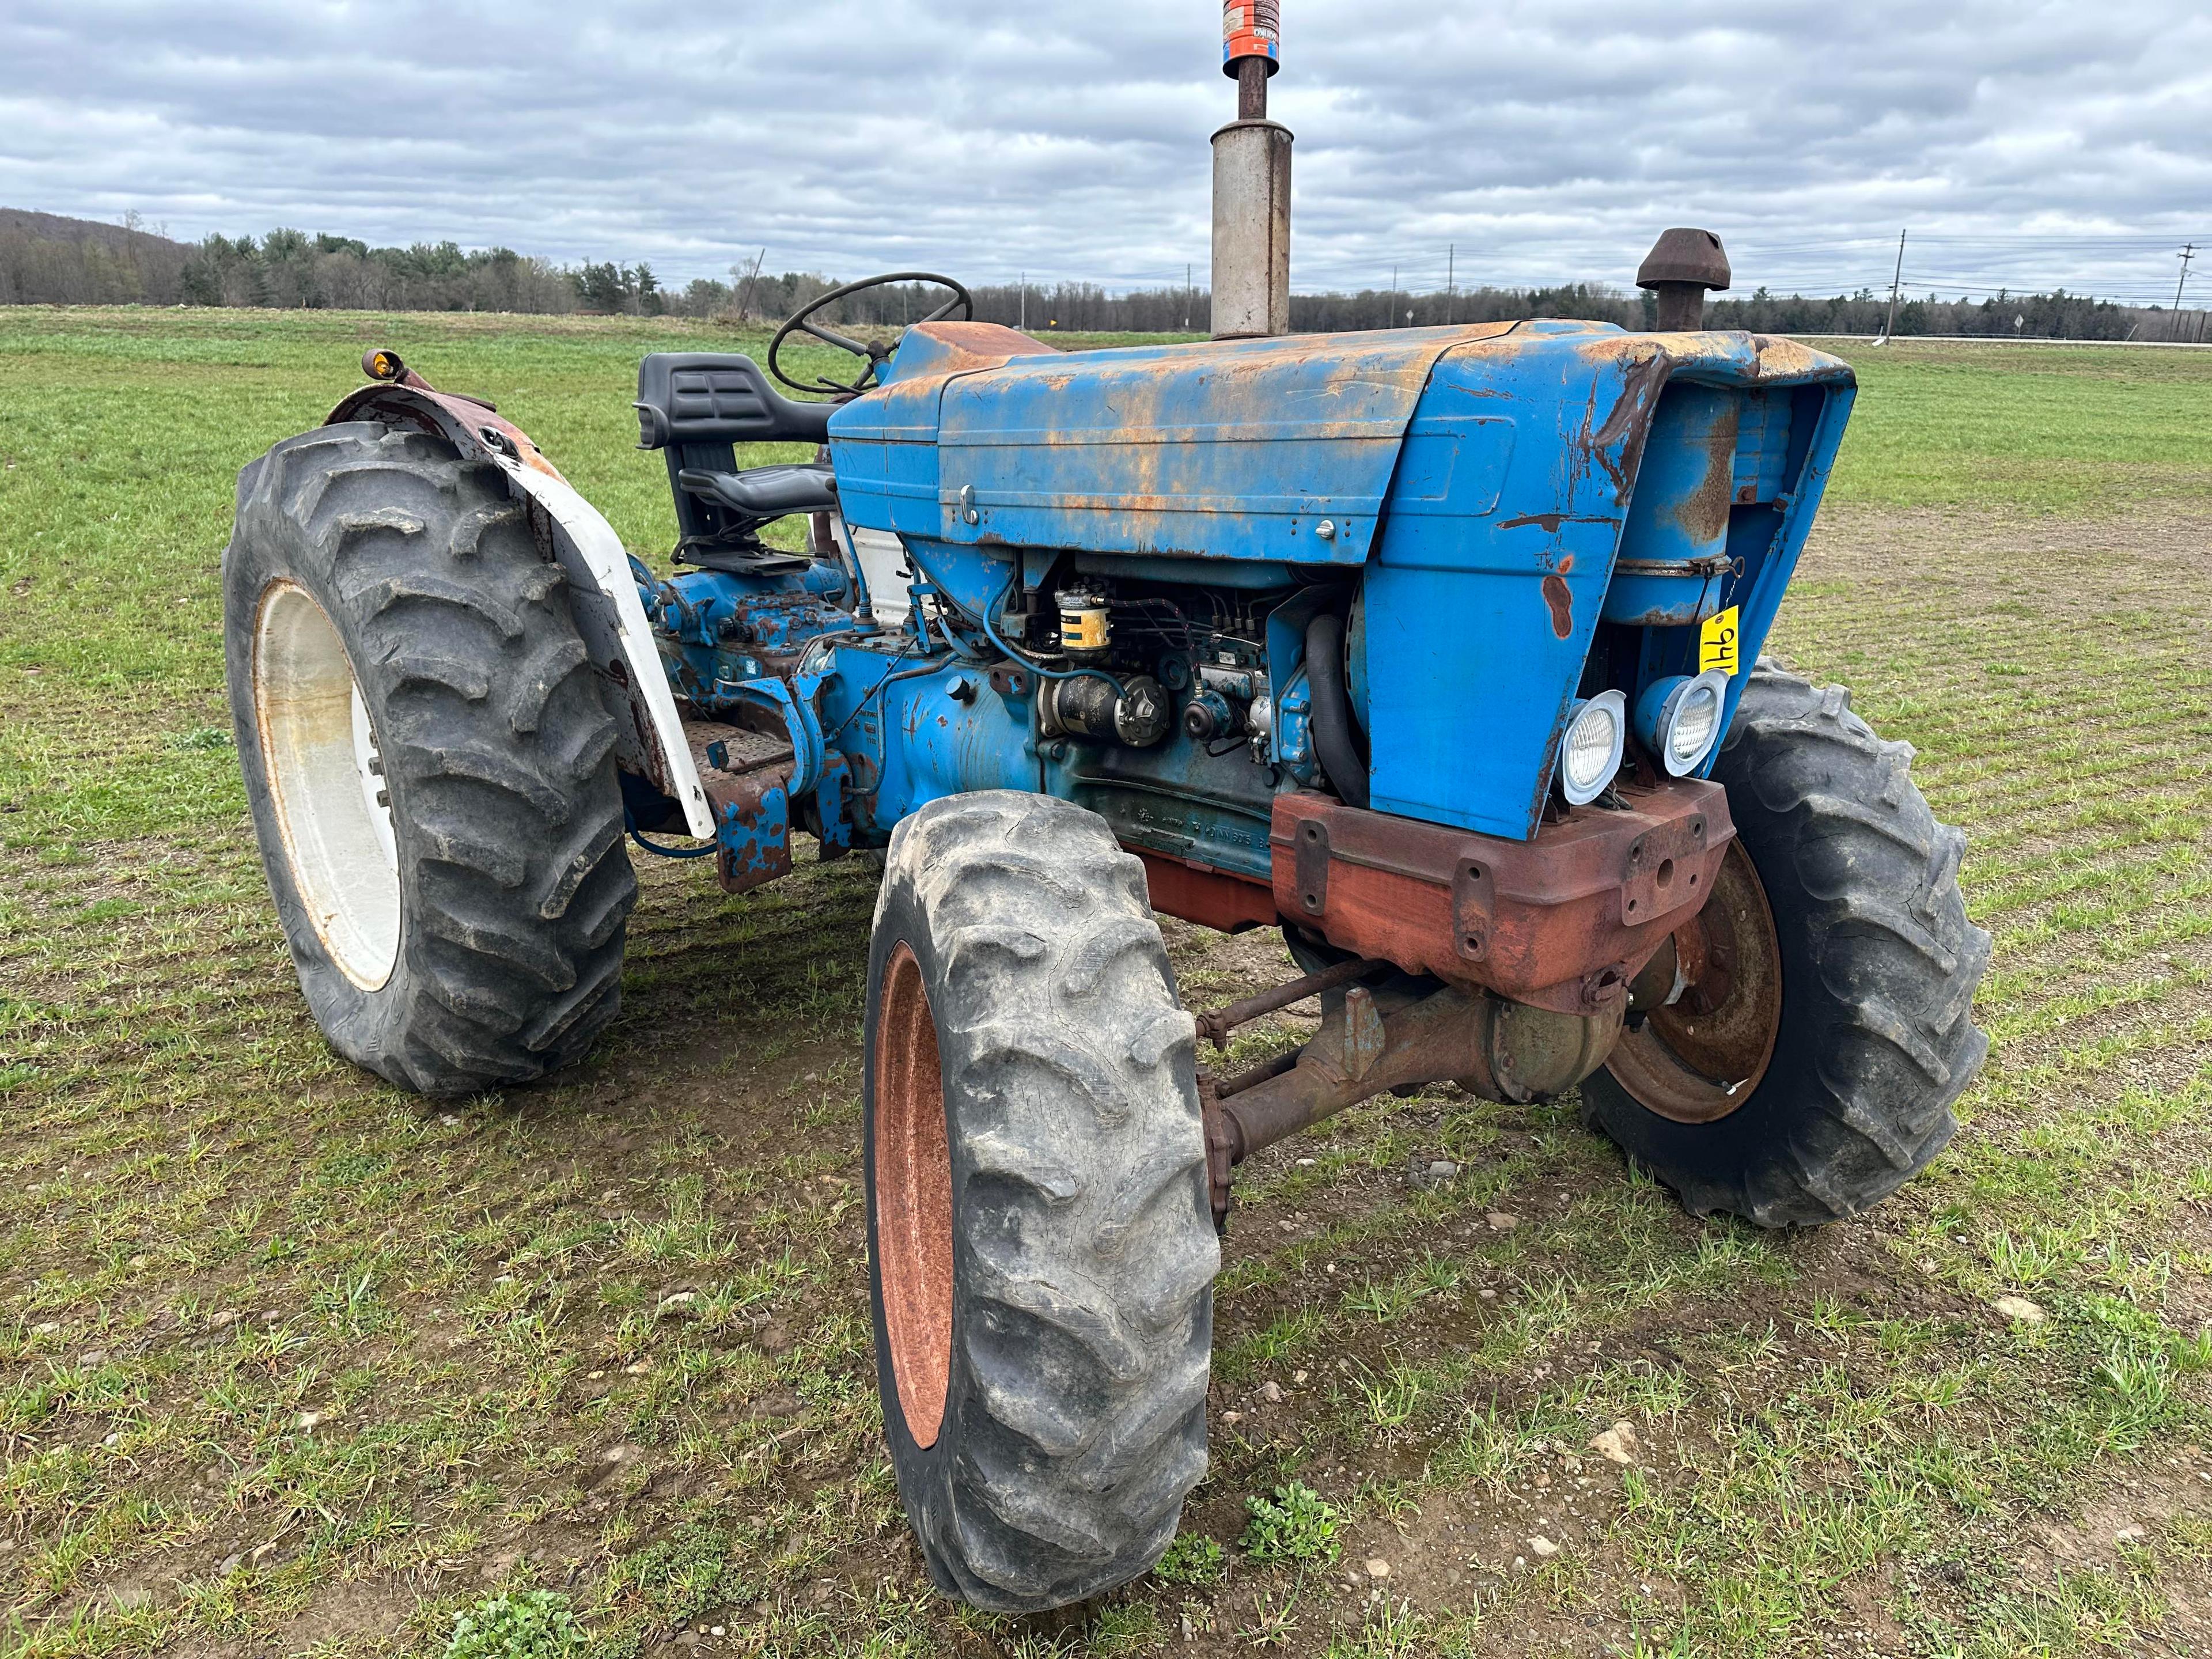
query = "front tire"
xmin=1581 ymin=665 xmax=1991 ymax=1226
xmin=224 ymin=422 xmax=637 ymax=1096
xmin=864 ymin=793 xmax=1219 ymax=1612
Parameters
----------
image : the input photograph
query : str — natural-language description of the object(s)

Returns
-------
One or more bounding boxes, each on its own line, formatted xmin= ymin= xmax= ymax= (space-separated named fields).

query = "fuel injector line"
xmin=1303 ymin=609 xmax=1369 ymax=809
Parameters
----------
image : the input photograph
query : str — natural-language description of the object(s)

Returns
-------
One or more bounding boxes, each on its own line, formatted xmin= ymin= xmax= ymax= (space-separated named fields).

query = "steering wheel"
xmin=767 ymin=272 xmax=974 ymax=398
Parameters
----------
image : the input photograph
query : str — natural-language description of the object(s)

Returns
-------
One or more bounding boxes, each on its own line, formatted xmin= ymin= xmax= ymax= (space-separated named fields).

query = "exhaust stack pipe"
xmin=1211 ymin=3 xmax=1291 ymax=338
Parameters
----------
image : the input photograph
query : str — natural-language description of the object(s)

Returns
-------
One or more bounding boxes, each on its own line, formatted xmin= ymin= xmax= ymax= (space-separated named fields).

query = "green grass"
xmin=2 ymin=308 xmax=2212 ymax=1656
xmin=1242 ymin=1484 xmax=1345 ymax=1567
xmin=1803 ymin=338 xmax=2212 ymax=514
xmin=443 ymin=1590 xmax=587 ymax=1659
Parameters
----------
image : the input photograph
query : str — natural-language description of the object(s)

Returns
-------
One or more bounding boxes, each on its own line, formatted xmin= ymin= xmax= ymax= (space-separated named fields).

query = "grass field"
xmin=4 ymin=308 xmax=2212 ymax=1658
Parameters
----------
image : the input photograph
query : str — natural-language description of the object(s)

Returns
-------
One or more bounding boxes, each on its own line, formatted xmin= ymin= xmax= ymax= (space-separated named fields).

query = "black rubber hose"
xmin=1303 ymin=610 xmax=1369 ymax=809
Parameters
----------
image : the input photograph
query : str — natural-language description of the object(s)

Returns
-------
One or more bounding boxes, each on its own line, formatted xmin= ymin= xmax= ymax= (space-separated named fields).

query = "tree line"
xmin=832 ymin=277 xmax=2201 ymax=342
xmin=0 ymin=210 xmax=191 ymax=305
xmin=1 ymin=213 xmax=2200 ymax=342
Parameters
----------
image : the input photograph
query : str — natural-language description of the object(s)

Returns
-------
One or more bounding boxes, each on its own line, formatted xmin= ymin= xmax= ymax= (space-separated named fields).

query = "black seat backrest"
xmin=633 ymin=353 xmax=832 ymax=449
xmin=634 ymin=354 xmax=835 ymax=550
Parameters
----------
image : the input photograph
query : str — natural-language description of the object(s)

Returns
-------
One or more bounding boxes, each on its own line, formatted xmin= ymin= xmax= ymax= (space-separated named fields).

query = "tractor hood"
xmin=830 ymin=320 xmax=1519 ymax=566
xmin=830 ymin=320 xmax=1850 ymax=574
xmin=830 ymin=318 xmax=1857 ymax=842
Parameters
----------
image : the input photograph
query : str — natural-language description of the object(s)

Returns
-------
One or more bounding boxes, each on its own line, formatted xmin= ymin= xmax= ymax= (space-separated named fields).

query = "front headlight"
xmin=1556 ymin=690 xmax=1627 ymax=805
xmin=1634 ymin=668 xmax=1732 ymax=777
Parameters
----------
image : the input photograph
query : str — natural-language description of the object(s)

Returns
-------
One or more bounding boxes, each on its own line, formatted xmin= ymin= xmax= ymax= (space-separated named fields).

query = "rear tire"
xmin=864 ymin=792 xmax=1218 ymax=1612
xmin=223 ymin=422 xmax=636 ymax=1096
xmin=1580 ymin=664 xmax=1991 ymax=1226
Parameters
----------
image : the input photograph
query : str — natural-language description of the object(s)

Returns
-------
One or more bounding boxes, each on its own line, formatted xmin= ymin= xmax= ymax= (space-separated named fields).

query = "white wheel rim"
xmin=253 ymin=581 xmax=402 ymax=990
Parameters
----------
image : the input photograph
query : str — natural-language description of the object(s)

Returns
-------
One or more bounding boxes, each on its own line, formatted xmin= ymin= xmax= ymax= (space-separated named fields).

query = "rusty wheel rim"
xmin=1604 ymin=840 xmax=1783 ymax=1125
xmin=873 ymin=941 xmax=954 ymax=1448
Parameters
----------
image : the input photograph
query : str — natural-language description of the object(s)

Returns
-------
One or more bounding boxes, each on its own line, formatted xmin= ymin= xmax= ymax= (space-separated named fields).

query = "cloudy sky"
xmin=5 ymin=0 xmax=2207 ymax=305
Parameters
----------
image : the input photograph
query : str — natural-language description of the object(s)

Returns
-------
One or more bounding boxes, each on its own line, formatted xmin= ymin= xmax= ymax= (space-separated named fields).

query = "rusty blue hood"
xmin=828 ymin=318 xmax=1857 ymax=840
xmin=829 ymin=320 xmax=1849 ymax=573
xmin=829 ymin=319 xmax=1522 ymax=566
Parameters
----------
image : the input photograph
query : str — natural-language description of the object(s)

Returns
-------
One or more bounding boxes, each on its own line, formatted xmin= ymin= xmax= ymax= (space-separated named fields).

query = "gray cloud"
xmin=3 ymin=0 xmax=2206 ymax=304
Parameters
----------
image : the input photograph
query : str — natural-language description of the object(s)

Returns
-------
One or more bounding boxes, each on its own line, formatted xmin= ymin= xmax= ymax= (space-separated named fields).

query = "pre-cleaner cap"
xmin=1635 ymin=228 xmax=1731 ymax=294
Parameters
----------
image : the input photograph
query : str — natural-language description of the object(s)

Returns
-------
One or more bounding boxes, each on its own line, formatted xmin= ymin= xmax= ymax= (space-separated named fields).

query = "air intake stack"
xmin=1210 ymin=2 xmax=1292 ymax=338
xmin=1637 ymin=228 xmax=1732 ymax=331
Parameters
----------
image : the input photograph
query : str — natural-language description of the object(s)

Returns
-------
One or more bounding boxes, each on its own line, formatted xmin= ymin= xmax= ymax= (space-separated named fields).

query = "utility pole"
xmin=733 ymin=247 xmax=767 ymax=321
xmin=1185 ymin=262 xmax=1193 ymax=331
xmin=1882 ymin=229 xmax=1906 ymax=342
xmin=1389 ymin=262 xmax=1397 ymax=329
xmin=2176 ymin=243 xmax=2197 ymax=313
xmin=1020 ymin=271 xmax=1027 ymax=332
xmin=1445 ymin=243 xmax=1455 ymax=325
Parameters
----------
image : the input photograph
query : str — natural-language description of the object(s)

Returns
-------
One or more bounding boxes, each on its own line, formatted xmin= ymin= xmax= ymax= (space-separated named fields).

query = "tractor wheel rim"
xmin=874 ymin=941 xmax=953 ymax=1448
xmin=252 ymin=580 xmax=401 ymax=991
xmin=1603 ymin=839 xmax=1782 ymax=1125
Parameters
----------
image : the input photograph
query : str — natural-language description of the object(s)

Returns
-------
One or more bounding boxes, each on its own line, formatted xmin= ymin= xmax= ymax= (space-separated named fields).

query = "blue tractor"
xmin=220 ymin=20 xmax=1986 ymax=1616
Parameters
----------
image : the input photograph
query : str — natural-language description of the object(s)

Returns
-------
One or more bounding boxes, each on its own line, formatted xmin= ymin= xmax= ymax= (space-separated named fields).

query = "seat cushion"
xmin=676 ymin=463 xmax=838 ymax=518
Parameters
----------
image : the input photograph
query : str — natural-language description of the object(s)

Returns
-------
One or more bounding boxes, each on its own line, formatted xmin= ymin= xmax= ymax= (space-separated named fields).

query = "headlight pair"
xmin=1555 ymin=668 xmax=1731 ymax=806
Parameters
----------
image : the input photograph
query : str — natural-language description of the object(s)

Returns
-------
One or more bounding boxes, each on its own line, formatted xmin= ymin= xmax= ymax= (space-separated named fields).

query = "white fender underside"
xmin=493 ymin=460 xmax=715 ymax=840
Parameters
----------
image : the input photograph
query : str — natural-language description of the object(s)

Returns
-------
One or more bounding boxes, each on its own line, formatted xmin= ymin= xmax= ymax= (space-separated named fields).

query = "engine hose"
xmin=1303 ymin=610 xmax=1369 ymax=809
xmin=828 ymin=513 xmax=874 ymax=623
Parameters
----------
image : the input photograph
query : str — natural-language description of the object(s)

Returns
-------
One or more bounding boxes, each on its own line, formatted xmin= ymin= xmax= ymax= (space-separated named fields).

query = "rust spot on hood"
xmin=1501 ymin=512 xmax=1618 ymax=535
xmin=1743 ymin=334 xmax=1839 ymax=382
xmin=1588 ymin=351 xmax=1672 ymax=494
xmin=1542 ymin=573 xmax=1574 ymax=638
xmin=1668 ymin=391 xmax=1742 ymax=548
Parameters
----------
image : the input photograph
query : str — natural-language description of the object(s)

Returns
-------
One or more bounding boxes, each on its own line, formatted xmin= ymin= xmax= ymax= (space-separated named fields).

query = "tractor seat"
xmin=677 ymin=463 xmax=837 ymax=518
xmin=634 ymin=353 xmax=833 ymax=448
xmin=637 ymin=351 xmax=840 ymax=544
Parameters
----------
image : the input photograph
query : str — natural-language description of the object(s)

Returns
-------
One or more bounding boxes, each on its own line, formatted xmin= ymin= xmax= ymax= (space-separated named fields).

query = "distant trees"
xmin=685 ymin=269 xmax=839 ymax=323
xmin=0 ymin=210 xmax=190 ymax=304
xmin=754 ymin=276 xmax=1616 ymax=334
xmin=1 ymin=210 xmax=2199 ymax=340
xmin=573 ymin=262 xmax=662 ymax=313
xmin=804 ymin=276 xmax=2179 ymax=339
xmin=1704 ymin=285 xmax=2150 ymax=340
xmin=177 ymin=232 xmax=580 ymax=312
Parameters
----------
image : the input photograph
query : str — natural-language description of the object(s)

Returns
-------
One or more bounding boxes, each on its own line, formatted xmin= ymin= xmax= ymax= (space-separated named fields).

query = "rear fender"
xmin=326 ymin=383 xmax=713 ymax=839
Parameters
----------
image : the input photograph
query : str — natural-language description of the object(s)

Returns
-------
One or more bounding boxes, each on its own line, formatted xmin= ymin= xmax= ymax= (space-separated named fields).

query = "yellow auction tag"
xmin=1700 ymin=605 xmax=1741 ymax=676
